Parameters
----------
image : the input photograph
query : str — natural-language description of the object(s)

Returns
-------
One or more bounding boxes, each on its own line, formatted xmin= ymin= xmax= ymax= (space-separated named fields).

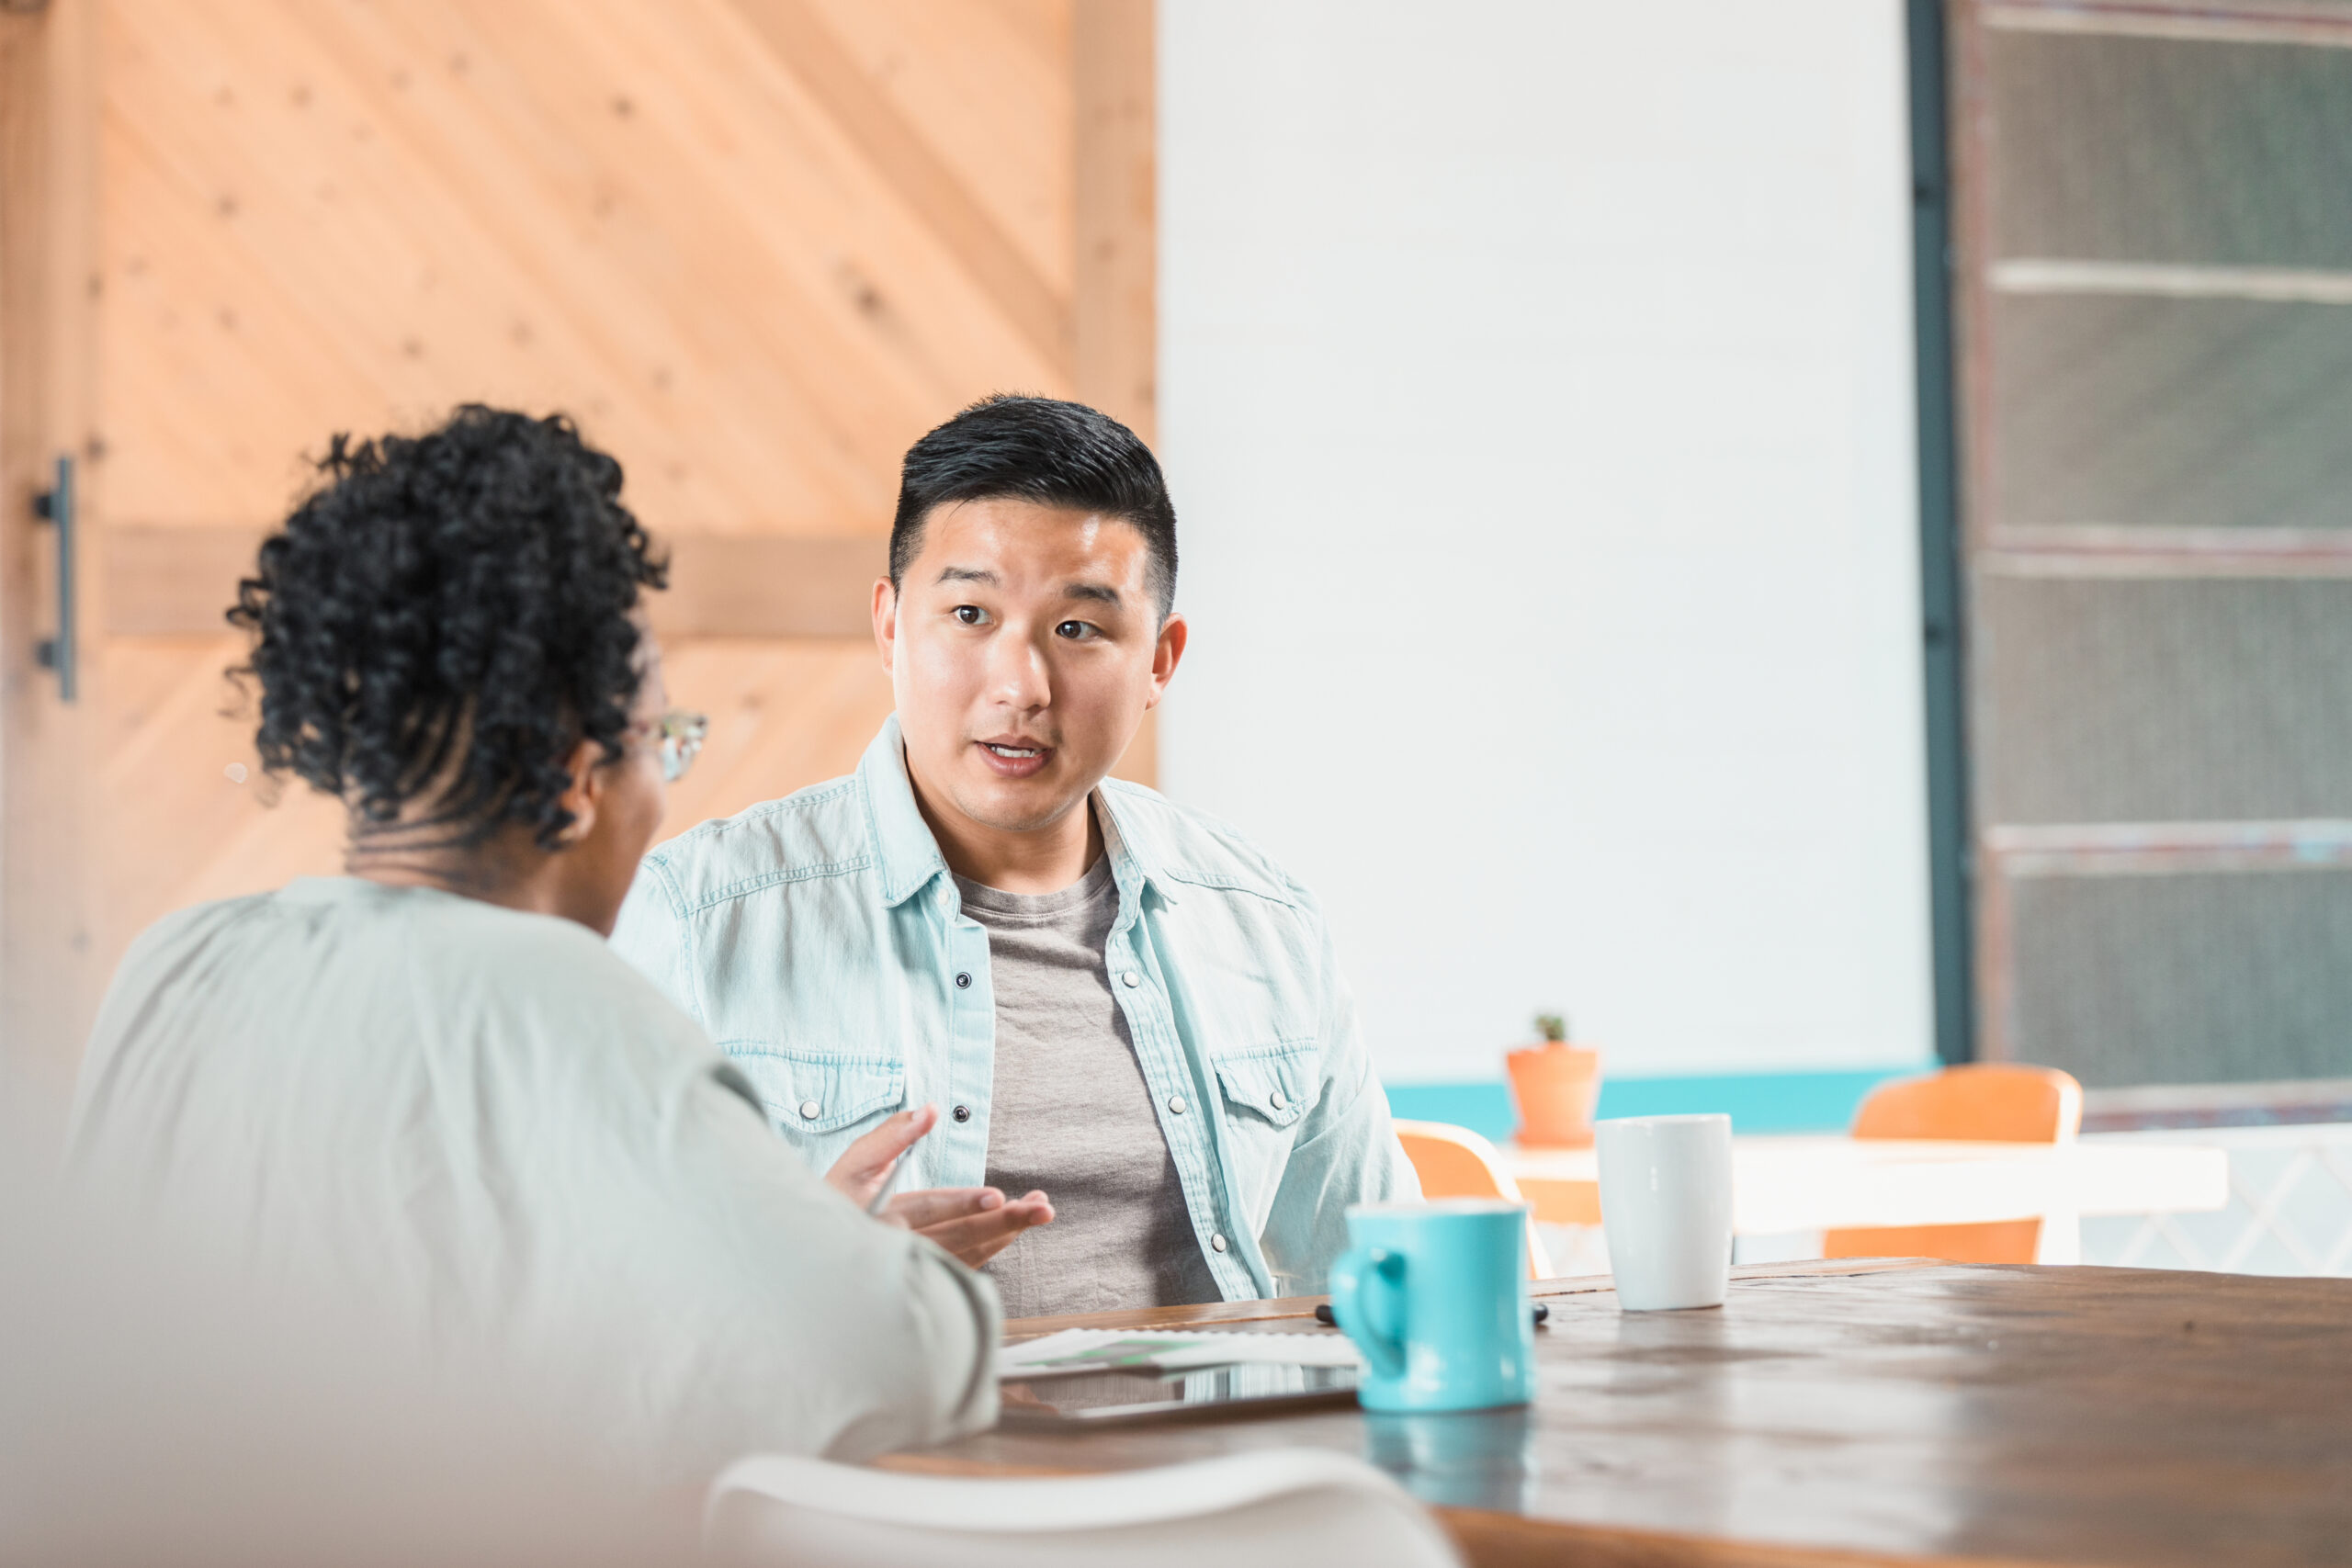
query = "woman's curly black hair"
xmin=230 ymin=406 xmax=668 ymax=852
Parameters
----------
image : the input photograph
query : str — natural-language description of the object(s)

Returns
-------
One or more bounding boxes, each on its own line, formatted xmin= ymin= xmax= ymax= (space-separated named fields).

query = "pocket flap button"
xmin=797 ymin=1100 xmax=821 ymax=1120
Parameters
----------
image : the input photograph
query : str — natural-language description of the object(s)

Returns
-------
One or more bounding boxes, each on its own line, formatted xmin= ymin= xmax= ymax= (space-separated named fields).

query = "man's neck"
xmin=908 ymin=773 xmax=1103 ymax=896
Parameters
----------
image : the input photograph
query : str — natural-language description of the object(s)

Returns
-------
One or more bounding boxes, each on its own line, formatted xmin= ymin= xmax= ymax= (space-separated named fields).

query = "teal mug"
xmin=1328 ymin=1200 xmax=1535 ymax=1413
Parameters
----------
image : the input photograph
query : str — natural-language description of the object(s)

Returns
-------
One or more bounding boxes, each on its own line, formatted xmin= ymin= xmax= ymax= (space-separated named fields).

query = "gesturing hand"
xmin=823 ymin=1106 xmax=1055 ymax=1269
xmin=822 ymin=1105 xmax=943 ymax=1212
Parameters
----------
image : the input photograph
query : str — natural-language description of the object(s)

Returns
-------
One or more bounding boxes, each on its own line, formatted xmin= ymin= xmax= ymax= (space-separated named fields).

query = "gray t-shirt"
xmin=66 ymin=876 xmax=999 ymax=1478
xmin=956 ymin=857 xmax=1222 ymax=1319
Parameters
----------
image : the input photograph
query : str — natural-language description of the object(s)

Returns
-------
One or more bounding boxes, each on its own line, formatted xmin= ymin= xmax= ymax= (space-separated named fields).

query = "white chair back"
xmin=705 ymin=1446 xmax=1464 ymax=1568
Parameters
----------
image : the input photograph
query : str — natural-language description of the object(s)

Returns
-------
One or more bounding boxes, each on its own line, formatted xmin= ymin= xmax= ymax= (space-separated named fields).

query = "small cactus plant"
xmin=1534 ymin=1012 xmax=1567 ymax=1043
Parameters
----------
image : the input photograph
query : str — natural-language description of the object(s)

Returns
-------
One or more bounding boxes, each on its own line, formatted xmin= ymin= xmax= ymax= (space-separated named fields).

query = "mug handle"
xmin=1328 ymin=1246 xmax=1407 ymax=1381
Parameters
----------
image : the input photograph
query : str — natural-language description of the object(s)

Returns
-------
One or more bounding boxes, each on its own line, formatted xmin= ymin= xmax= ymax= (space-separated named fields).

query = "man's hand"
xmin=880 ymin=1185 xmax=1054 ymax=1269
xmin=823 ymin=1106 xmax=942 ymax=1210
xmin=824 ymin=1106 xmax=1055 ymax=1269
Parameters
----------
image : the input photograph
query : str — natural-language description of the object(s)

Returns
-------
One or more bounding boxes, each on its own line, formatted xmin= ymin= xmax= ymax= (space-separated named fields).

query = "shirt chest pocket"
xmin=1213 ymin=1041 xmax=1318 ymax=1131
xmin=718 ymin=1044 xmax=906 ymax=1159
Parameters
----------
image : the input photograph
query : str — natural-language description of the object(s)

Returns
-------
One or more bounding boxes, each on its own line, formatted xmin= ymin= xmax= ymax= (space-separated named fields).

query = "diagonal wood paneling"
xmin=96 ymin=0 xmax=1073 ymax=534
xmin=735 ymin=0 xmax=1074 ymax=371
xmin=654 ymin=637 xmax=899 ymax=835
xmin=808 ymin=0 xmax=1074 ymax=305
xmin=3 ymin=0 xmax=1157 ymax=1055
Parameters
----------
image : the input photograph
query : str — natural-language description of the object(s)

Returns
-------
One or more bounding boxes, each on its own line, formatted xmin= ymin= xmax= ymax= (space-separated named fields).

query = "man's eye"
xmin=953 ymin=605 xmax=988 ymax=626
xmin=1055 ymin=620 xmax=1097 ymax=640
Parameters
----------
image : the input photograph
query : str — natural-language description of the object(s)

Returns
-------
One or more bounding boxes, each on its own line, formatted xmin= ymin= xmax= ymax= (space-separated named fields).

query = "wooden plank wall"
xmin=1 ymin=0 xmax=1157 ymax=1080
xmin=1 ymin=0 xmax=103 ymax=1100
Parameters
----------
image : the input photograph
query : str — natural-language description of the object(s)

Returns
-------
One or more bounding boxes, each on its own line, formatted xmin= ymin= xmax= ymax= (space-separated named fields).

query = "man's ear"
xmin=1144 ymin=612 xmax=1188 ymax=710
xmin=555 ymin=737 xmax=603 ymax=846
xmin=871 ymin=576 xmax=899 ymax=675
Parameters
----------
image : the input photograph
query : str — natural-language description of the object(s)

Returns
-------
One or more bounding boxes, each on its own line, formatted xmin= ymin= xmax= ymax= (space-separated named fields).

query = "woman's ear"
xmin=555 ymin=737 xmax=604 ymax=846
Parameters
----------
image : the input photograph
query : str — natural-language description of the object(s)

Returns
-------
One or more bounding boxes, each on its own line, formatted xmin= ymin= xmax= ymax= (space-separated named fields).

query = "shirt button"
xmin=1270 ymin=1090 xmax=1287 ymax=1110
xmin=1211 ymin=1233 xmax=1228 ymax=1253
xmin=797 ymin=1100 xmax=820 ymax=1120
xmin=1121 ymin=971 xmax=1140 ymax=987
xmin=1168 ymin=1095 xmax=1186 ymax=1115
xmin=955 ymin=971 xmax=973 ymax=989
xmin=953 ymin=1104 xmax=972 ymax=1122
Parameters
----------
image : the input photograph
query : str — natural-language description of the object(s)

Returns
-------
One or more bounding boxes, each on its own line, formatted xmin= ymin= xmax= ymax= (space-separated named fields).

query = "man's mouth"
xmin=975 ymin=737 xmax=1054 ymax=779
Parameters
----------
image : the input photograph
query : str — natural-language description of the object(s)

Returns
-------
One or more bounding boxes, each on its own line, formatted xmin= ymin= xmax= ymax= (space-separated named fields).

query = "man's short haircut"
xmin=889 ymin=394 xmax=1178 ymax=619
xmin=230 ymin=405 xmax=667 ymax=851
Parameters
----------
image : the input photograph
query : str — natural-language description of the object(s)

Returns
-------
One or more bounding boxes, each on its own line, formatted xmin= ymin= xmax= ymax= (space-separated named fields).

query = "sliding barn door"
xmin=0 ymin=0 xmax=1156 ymax=1115
xmin=1950 ymin=0 xmax=2352 ymax=1089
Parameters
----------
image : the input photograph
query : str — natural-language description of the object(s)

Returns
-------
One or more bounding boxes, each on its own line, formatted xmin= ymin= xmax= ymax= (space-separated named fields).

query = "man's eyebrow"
xmin=935 ymin=566 xmax=998 ymax=586
xmin=1063 ymin=581 xmax=1122 ymax=605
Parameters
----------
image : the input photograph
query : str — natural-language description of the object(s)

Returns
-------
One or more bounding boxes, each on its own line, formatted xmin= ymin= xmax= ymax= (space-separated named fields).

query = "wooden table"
xmin=895 ymin=1260 xmax=2352 ymax=1567
xmin=1501 ymin=1137 xmax=2230 ymax=1263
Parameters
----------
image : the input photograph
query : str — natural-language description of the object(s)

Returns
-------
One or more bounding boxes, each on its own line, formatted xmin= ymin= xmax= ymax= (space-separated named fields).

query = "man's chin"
xmin=948 ymin=773 xmax=1091 ymax=837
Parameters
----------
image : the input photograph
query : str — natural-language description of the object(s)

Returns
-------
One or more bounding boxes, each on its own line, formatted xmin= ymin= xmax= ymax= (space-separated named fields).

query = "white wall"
xmin=1156 ymin=1 xmax=1935 ymax=1084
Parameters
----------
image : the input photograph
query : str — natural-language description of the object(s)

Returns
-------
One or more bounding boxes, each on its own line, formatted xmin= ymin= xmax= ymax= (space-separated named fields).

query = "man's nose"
xmin=985 ymin=625 xmax=1052 ymax=710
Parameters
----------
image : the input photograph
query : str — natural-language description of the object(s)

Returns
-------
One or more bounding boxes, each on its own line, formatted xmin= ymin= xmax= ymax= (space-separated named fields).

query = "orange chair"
xmin=1392 ymin=1120 xmax=1555 ymax=1279
xmin=1821 ymin=1064 xmax=2084 ymax=1264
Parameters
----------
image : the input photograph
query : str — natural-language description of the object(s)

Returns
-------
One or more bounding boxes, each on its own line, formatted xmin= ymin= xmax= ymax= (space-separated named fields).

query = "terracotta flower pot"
xmin=1507 ymin=1041 xmax=1603 ymax=1148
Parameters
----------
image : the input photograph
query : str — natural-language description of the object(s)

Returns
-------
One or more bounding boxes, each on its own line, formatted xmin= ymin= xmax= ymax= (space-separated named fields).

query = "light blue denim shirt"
xmin=610 ymin=716 xmax=1419 ymax=1300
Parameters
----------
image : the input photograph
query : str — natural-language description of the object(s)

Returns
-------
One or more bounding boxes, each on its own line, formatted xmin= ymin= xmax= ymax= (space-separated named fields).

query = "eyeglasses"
xmin=649 ymin=709 xmax=708 ymax=783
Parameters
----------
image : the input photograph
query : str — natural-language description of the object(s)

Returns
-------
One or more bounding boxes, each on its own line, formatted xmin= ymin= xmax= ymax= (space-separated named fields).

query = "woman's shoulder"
xmin=113 ymin=878 xmax=717 ymax=1082
xmin=398 ymin=889 xmax=692 ymax=1017
xmin=404 ymin=896 xmax=732 ymax=1113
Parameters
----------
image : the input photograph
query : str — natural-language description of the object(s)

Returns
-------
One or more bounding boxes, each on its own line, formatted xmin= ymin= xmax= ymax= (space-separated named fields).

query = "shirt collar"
xmin=858 ymin=715 xmax=1173 ymax=908
xmin=860 ymin=716 xmax=949 ymax=907
xmin=1092 ymin=784 xmax=1177 ymax=909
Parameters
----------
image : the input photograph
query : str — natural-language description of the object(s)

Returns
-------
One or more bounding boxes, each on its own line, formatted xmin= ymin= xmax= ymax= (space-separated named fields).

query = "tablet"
xmin=999 ymin=1360 xmax=1361 ymax=1427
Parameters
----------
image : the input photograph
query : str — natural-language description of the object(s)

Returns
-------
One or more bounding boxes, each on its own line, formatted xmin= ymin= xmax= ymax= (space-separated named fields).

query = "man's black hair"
xmin=229 ymin=405 xmax=667 ymax=852
xmin=889 ymin=394 xmax=1178 ymax=618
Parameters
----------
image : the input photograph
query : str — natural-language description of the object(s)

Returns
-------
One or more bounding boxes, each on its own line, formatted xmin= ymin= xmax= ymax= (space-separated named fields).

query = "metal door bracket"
xmin=31 ymin=453 xmax=76 ymax=703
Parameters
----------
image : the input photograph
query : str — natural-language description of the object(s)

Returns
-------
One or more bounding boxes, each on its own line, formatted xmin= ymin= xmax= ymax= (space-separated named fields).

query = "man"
xmin=68 ymin=407 xmax=1000 ymax=1479
xmin=612 ymin=395 xmax=1417 ymax=1318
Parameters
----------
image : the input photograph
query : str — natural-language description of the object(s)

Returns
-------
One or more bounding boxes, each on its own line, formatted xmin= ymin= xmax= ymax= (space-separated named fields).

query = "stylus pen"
xmin=865 ymin=1160 xmax=904 ymax=1218
xmin=1315 ymin=1302 xmax=1550 ymax=1327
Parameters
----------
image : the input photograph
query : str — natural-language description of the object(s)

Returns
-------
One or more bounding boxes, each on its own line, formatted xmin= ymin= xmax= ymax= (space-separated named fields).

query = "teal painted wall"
xmin=1385 ymin=1066 xmax=1928 ymax=1144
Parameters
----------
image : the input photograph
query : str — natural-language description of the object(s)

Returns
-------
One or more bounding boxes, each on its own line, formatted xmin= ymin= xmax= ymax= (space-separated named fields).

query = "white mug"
xmin=1596 ymin=1113 xmax=1734 ymax=1311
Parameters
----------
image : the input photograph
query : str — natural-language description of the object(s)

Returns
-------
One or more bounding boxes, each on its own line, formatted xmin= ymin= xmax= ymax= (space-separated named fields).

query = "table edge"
xmin=1000 ymin=1257 xmax=1944 ymax=1341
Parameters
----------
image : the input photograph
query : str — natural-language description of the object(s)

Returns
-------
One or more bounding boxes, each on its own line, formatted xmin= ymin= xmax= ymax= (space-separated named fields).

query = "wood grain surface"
xmin=4 ymin=0 xmax=1159 ymax=1086
xmin=99 ymin=526 xmax=889 ymax=639
xmin=904 ymin=1263 xmax=2352 ymax=1567
xmin=2 ymin=1 xmax=96 ymax=1108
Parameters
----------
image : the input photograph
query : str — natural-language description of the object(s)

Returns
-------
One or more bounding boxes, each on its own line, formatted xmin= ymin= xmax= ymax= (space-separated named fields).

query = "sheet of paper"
xmin=998 ymin=1326 xmax=1365 ymax=1381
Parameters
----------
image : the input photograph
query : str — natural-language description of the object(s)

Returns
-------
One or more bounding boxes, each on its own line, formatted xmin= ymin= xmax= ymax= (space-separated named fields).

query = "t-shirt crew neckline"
xmin=952 ymin=853 xmax=1115 ymax=922
xmin=277 ymin=874 xmax=431 ymax=908
xmin=278 ymin=874 xmax=372 ymax=900
xmin=275 ymin=875 xmax=517 ymax=918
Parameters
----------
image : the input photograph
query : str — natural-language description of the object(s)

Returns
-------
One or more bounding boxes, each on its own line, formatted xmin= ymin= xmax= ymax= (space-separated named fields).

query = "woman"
xmin=66 ymin=407 xmax=1000 ymax=1478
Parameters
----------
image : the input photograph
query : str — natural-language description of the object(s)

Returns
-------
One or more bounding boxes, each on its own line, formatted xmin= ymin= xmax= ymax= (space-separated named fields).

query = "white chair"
xmin=705 ymin=1446 xmax=1464 ymax=1568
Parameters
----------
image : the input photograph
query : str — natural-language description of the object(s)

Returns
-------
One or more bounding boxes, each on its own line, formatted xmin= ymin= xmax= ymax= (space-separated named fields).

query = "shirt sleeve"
xmin=616 ymin=1052 xmax=1001 ymax=1473
xmin=1255 ymin=891 xmax=1421 ymax=1296
xmin=608 ymin=858 xmax=705 ymax=1026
